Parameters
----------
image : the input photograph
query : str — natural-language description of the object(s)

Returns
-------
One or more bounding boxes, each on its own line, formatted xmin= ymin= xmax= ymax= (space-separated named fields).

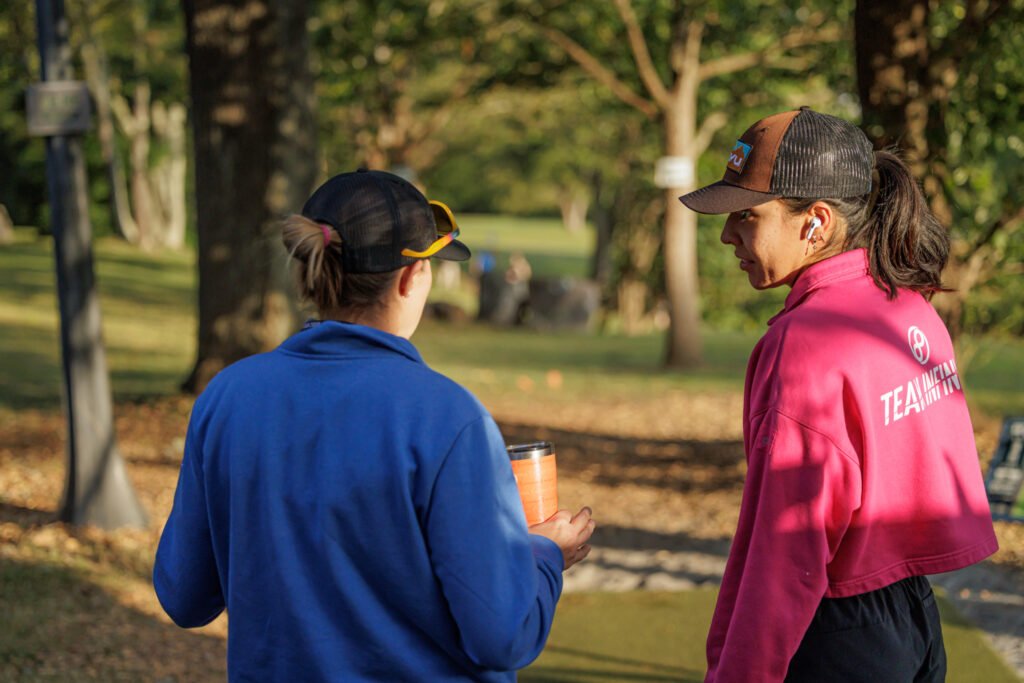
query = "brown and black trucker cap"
xmin=679 ymin=107 xmax=874 ymax=215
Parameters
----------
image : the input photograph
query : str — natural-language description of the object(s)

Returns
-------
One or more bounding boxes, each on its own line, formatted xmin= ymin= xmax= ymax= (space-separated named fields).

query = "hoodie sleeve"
xmin=705 ymin=409 xmax=862 ymax=683
xmin=424 ymin=415 xmax=563 ymax=672
xmin=153 ymin=415 xmax=225 ymax=628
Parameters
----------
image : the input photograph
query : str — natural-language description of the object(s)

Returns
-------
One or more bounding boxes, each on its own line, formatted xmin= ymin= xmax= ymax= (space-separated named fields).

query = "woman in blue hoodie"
xmin=154 ymin=169 xmax=595 ymax=682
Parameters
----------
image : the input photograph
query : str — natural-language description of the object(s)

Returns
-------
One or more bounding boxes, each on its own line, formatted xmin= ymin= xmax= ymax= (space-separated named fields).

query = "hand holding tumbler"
xmin=507 ymin=441 xmax=558 ymax=525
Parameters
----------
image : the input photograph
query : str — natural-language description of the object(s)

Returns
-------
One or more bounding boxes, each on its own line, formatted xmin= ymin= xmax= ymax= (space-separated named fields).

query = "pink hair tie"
xmin=320 ymin=224 xmax=331 ymax=247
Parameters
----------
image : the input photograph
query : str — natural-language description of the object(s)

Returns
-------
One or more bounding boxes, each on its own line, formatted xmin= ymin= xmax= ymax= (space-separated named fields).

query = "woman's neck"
xmin=320 ymin=307 xmax=402 ymax=336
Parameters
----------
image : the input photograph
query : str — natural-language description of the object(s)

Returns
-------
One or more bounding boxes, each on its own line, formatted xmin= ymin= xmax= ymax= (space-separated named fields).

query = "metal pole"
xmin=35 ymin=0 xmax=147 ymax=529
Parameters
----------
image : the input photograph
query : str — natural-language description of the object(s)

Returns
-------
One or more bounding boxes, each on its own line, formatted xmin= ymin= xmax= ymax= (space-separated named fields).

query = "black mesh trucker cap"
xmin=679 ymin=107 xmax=874 ymax=215
xmin=301 ymin=169 xmax=470 ymax=273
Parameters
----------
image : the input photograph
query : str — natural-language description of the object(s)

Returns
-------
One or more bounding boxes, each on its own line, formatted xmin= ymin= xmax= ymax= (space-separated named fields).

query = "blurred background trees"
xmin=855 ymin=0 xmax=1024 ymax=342
xmin=1 ymin=0 xmax=1021 ymax=383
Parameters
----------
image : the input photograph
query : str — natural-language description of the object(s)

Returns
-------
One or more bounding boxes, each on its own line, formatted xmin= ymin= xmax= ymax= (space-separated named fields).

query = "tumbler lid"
xmin=506 ymin=441 xmax=554 ymax=460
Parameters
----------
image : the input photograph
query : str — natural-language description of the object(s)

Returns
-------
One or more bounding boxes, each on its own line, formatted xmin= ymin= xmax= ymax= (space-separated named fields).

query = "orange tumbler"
xmin=507 ymin=441 xmax=558 ymax=526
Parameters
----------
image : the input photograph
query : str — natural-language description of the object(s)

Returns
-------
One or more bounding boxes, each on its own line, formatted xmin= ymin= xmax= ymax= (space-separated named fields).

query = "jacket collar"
xmin=769 ymin=248 xmax=870 ymax=325
xmin=279 ymin=320 xmax=425 ymax=364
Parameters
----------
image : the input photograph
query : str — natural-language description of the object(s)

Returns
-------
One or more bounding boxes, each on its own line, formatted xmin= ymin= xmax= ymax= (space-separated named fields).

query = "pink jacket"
xmin=705 ymin=249 xmax=997 ymax=682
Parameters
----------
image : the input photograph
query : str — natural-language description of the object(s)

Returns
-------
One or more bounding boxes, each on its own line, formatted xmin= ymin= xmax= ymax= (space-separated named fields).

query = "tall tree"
xmin=182 ymin=0 xmax=317 ymax=392
xmin=855 ymin=0 xmax=1024 ymax=339
xmin=524 ymin=0 xmax=843 ymax=367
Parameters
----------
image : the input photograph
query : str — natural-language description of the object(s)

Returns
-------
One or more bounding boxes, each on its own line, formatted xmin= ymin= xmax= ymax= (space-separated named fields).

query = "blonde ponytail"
xmin=281 ymin=214 xmax=397 ymax=314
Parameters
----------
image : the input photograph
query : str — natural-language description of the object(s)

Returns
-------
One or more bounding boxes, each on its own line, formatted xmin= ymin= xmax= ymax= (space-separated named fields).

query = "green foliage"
xmin=936 ymin=0 xmax=1024 ymax=335
xmin=0 ymin=3 xmax=47 ymax=227
xmin=0 ymin=0 xmax=186 ymax=235
xmin=1 ymin=0 xmax=1019 ymax=334
xmin=424 ymin=73 xmax=654 ymax=214
xmin=310 ymin=0 xmax=501 ymax=172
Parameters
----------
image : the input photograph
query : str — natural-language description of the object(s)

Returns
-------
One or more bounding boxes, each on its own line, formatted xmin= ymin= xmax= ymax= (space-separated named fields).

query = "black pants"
xmin=785 ymin=575 xmax=947 ymax=683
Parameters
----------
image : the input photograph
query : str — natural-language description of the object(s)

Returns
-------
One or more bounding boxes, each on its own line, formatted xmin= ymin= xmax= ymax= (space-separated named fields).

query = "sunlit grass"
xmin=1 ymin=223 xmax=1021 ymax=419
xmin=520 ymin=590 xmax=1019 ymax=683
xmin=0 ymin=232 xmax=196 ymax=409
xmin=458 ymin=213 xmax=593 ymax=277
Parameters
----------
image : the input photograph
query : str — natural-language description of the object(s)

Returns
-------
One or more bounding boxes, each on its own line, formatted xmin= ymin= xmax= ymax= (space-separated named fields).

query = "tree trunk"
xmin=662 ymin=69 xmax=702 ymax=368
xmin=151 ymin=101 xmax=188 ymax=250
xmin=0 ymin=203 xmax=14 ymax=244
xmin=74 ymin=12 xmax=139 ymax=244
xmin=182 ymin=0 xmax=317 ymax=393
xmin=854 ymin=0 xmax=991 ymax=337
xmin=127 ymin=82 xmax=157 ymax=248
xmin=588 ymin=174 xmax=614 ymax=286
xmin=558 ymin=190 xmax=589 ymax=233
xmin=618 ymin=277 xmax=649 ymax=335
xmin=854 ymin=0 xmax=930 ymax=161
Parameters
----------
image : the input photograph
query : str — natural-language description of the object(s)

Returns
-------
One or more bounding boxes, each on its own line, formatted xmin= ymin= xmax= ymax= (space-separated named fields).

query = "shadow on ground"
xmin=499 ymin=422 xmax=746 ymax=495
xmin=0 ymin=556 xmax=225 ymax=683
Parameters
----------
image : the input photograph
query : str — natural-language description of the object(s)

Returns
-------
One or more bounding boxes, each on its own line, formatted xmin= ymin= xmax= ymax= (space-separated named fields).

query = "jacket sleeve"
xmin=153 ymin=416 xmax=225 ymax=628
xmin=705 ymin=409 xmax=862 ymax=683
xmin=424 ymin=415 xmax=564 ymax=672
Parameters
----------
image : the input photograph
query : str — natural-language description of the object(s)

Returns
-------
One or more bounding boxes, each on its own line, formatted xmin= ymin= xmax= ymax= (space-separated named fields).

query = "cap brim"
xmin=678 ymin=181 xmax=778 ymax=215
xmin=434 ymin=239 xmax=471 ymax=261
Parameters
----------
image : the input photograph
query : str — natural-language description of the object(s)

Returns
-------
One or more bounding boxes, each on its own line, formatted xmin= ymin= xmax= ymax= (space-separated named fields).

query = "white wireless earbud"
xmin=807 ymin=217 xmax=822 ymax=241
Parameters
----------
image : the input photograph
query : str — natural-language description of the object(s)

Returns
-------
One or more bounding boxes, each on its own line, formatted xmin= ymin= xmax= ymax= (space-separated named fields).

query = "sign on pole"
xmin=26 ymin=81 xmax=91 ymax=137
xmin=34 ymin=0 xmax=147 ymax=529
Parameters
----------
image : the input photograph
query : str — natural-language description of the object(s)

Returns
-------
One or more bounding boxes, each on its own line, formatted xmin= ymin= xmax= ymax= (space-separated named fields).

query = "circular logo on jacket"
xmin=907 ymin=326 xmax=930 ymax=365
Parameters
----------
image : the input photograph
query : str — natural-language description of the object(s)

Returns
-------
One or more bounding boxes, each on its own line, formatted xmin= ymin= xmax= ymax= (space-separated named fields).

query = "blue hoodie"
xmin=154 ymin=321 xmax=564 ymax=681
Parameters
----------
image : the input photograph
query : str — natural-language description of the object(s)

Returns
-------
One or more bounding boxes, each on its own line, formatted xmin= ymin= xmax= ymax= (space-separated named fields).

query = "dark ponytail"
xmin=281 ymin=214 xmax=397 ymax=314
xmin=848 ymin=151 xmax=949 ymax=299
xmin=784 ymin=150 xmax=950 ymax=300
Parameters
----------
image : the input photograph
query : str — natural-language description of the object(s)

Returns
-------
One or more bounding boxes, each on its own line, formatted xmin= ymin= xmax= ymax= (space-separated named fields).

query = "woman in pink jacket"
xmin=680 ymin=108 xmax=997 ymax=683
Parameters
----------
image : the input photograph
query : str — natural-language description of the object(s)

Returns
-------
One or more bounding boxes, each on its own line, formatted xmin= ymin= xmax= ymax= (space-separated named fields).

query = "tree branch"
xmin=670 ymin=20 xmax=703 ymax=81
xmin=693 ymin=111 xmax=728 ymax=155
xmin=109 ymin=93 xmax=136 ymax=135
xmin=413 ymin=66 xmax=487 ymax=143
xmin=698 ymin=21 xmax=842 ymax=81
xmin=537 ymin=24 xmax=658 ymax=118
xmin=611 ymin=0 xmax=671 ymax=108
xmin=965 ymin=204 xmax=1024 ymax=260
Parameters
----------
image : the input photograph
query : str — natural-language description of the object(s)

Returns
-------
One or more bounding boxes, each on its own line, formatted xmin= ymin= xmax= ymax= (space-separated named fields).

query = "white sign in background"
xmin=654 ymin=156 xmax=695 ymax=189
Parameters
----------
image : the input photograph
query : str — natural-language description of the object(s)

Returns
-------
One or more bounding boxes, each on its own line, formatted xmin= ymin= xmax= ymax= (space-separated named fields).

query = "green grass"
xmin=415 ymin=320 xmax=755 ymax=402
xmin=0 ymin=231 xmax=195 ymax=410
xmin=521 ymin=590 xmax=1019 ymax=682
xmin=523 ymin=591 xmax=713 ymax=682
xmin=458 ymin=213 xmax=593 ymax=277
xmin=2 ymin=222 xmax=1023 ymax=418
xmin=958 ymin=335 xmax=1024 ymax=417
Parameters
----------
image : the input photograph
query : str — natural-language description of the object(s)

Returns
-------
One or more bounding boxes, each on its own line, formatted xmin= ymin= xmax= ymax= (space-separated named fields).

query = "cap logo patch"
xmin=727 ymin=140 xmax=752 ymax=173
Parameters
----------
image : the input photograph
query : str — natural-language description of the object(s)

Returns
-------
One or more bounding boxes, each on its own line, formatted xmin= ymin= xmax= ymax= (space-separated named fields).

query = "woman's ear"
xmin=397 ymin=260 xmax=427 ymax=299
xmin=804 ymin=202 xmax=834 ymax=241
